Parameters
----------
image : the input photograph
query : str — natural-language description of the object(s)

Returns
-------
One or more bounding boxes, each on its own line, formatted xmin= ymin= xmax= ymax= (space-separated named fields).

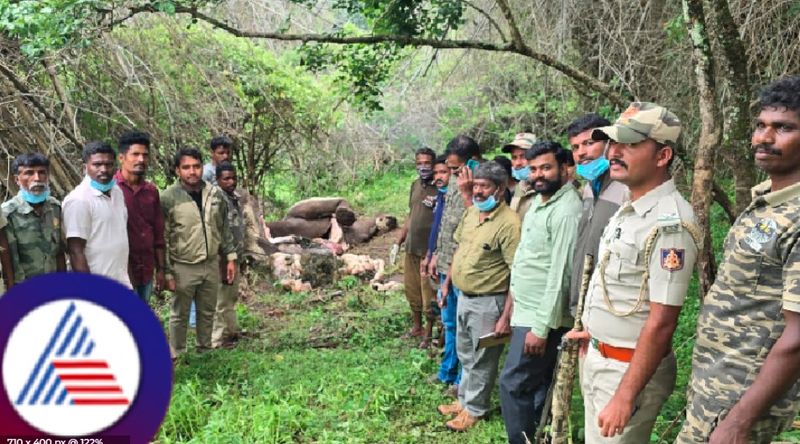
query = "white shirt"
xmin=62 ymin=176 xmax=132 ymax=288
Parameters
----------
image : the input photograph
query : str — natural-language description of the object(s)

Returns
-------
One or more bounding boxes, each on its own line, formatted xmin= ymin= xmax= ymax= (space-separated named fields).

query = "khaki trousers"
xmin=170 ymin=259 xmax=219 ymax=354
xmin=212 ymin=262 xmax=241 ymax=347
xmin=580 ymin=345 xmax=676 ymax=443
xmin=403 ymin=252 xmax=435 ymax=316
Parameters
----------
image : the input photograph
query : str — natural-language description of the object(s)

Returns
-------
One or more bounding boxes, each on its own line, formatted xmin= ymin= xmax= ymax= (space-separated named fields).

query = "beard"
xmin=533 ymin=177 xmax=562 ymax=196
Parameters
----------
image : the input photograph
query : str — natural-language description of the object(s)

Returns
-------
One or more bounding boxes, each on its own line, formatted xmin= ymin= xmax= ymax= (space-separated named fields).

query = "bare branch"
xmin=112 ymin=4 xmax=628 ymax=106
xmin=493 ymin=0 xmax=525 ymax=49
xmin=462 ymin=0 xmax=507 ymax=42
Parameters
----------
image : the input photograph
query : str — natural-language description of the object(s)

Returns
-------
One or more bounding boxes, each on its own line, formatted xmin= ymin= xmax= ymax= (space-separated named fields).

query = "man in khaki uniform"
xmin=677 ymin=76 xmax=800 ymax=444
xmin=391 ymin=147 xmax=438 ymax=346
xmin=504 ymin=133 xmax=538 ymax=221
xmin=162 ymin=147 xmax=237 ymax=356
xmin=567 ymin=102 xmax=700 ymax=443
xmin=437 ymin=161 xmax=521 ymax=432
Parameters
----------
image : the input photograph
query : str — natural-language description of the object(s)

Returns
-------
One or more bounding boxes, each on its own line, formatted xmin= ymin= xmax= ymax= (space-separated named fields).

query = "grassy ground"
xmin=153 ymin=169 xmax=800 ymax=443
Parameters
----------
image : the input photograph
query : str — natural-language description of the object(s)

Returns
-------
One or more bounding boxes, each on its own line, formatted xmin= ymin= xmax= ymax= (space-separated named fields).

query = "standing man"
xmin=202 ymin=135 xmax=233 ymax=186
xmin=115 ymin=131 xmax=166 ymax=302
xmin=427 ymin=135 xmax=481 ymax=392
xmin=391 ymin=147 xmax=438 ymax=347
xmin=677 ymin=76 xmax=800 ymax=444
xmin=161 ymin=147 xmax=236 ymax=355
xmin=1 ymin=152 xmax=66 ymax=287
xmin=423 ymin=154 xmax=459 ymax=385
xmin=503 ymin=132 xmax=538 ymax=220
xmin=437 ymin=161 xmax=521 ymax=432
xmin=566 ymin=113 xmax=628 ymax=317
xmin=567 ymin=103 xmax=700 ymax=443
xmin=63 ymin=141 xmax=131 ymax=288
xmin=499 ymin=141 xmax=582 ymax=444
xmin=212 ymin=161 xmax=250 ymax=348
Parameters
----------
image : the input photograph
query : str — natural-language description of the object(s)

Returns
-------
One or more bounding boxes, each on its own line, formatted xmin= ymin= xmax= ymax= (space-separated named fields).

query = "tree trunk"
xmin=683 ymin=0 xmax=722 ymax=296
xmin=704 ymin=0 xmax=756 ymax=216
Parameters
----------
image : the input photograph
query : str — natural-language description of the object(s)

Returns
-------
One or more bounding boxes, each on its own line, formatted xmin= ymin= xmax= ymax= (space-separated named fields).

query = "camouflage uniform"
xmin=212 ymin=188 xmax=247 ymax=347
xmin=580 ymin=103 xmax=701 ymax=444
xmin=1 ymin=194 xmax=65 ymax=283
xmin=676 ymin=180 xmax=800 ymax=443
xmin=435 ymin=175 xmax=467 ymax=276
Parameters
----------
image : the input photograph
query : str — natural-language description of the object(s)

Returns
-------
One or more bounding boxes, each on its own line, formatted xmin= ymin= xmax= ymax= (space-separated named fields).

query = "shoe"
xmin=445 ymin=409 xmax=480 ymax=432
xmin=437 ymin=400 xmax=463 ymax=416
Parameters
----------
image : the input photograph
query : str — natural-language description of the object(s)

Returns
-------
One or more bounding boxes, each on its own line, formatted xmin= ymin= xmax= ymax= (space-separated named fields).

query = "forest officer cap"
xmin=592 ymin=102 xmax=681 ymax=145
xmin=501 ymin=132 xmax=537 ymax=153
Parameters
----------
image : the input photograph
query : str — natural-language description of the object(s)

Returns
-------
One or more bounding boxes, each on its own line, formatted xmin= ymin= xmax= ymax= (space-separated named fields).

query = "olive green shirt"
xmin=451 ymin=202 xmax=521 ymax=295
xmin=1 ymin=195 xmax=64 ymax=282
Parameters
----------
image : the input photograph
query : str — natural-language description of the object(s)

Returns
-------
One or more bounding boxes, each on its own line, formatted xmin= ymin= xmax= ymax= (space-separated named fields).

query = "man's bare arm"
xmin=67 ymin=237 xmax=90 ymax=273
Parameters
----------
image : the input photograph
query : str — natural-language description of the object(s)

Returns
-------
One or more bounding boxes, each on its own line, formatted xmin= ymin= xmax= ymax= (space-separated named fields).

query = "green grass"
xmin=157 ymin=285 xmax=509 ymax=443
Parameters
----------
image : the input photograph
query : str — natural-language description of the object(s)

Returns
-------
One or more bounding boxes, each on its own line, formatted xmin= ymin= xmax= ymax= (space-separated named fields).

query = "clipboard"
xmin=477 ymin=332 xmax=511 ymax=349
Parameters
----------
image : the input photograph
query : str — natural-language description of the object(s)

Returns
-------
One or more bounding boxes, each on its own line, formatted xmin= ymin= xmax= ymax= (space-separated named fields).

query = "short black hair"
xmin=12 ymin=152 xmax=49 ymax=174
xmin=566 ymin=113 xmax=611 ymax=139
xmin=446 ymin=135 xmax=480 ymax=161
xmin=118 ymin=130 xmax=151 ymax=154
xmin=173 ymin=147 xmax=203 ymax=168
xmin=525 ymin=141 xmax=572 ymax=166
xmin=564 ymin=150 xmax=575 ymax=166
xmin=759 ymin=76 xmax=800 ymax=114
xmin=82 ymin=141 xmax=116 ymax=162
xmin=415 ymin=147 xmax=436 ymax=160
xmin=216 ymin=161 xmax=236 ymax=179
xmin=434 ymin=154 xmax=448 ymax=166
xmin=209 ymin=135 xmax=233 ymax=151
xmin=492 ymin=155 xmax=512 ymax=177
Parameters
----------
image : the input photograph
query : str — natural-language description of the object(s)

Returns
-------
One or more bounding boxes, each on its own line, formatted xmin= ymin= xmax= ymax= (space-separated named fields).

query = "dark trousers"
xmin=499 ymin=326 xmax=569 ymax=444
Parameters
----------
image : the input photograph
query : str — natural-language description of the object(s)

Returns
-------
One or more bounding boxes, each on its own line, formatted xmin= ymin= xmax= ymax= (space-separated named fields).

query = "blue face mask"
xmin=512 ymin=166 xmax=530 ymax=181
xmin=472 ymin=195 xmax=498 ymax=212
xmin=19 ymin=187 xmax=49 ymax=204
xmin=90 ymin=178 xmax=116 ymax=193
xmin=438 ymin=186 xmax=448 ymax=193
xmin=576 ymin=157 xmax=610 ymax=181
xmin=466 ymin=159 xmax=479 ymax=171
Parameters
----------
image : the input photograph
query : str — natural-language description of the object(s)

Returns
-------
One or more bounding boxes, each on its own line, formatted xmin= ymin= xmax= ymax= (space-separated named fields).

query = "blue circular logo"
xmin=0 ymin=273 xmax=172 ymax=443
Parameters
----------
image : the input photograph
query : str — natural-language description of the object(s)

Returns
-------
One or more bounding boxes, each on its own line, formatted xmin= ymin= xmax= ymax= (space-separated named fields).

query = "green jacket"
xmin=160 ymin=182 xmax=236 ymax=279
xmin=1 ymin=194 xmax=64 ymax=282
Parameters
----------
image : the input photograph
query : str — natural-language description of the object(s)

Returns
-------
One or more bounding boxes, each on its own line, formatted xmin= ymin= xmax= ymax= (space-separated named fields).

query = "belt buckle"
xmin=590 ymin=337 xmax=609 ymax=358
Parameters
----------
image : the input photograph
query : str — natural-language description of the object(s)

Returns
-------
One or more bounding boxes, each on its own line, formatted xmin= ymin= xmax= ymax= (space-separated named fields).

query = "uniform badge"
xmin=660 ymin=248 xmax=685 ymax=271
xmin=423 ymin=195 xmax=436 ymax=208
xmin=745 ymin=218 xmax=777 ymax=251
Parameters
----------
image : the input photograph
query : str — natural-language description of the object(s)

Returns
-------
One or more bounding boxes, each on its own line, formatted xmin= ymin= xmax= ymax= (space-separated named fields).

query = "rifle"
xmin=534 ymin=254 xmax=595 ymax=444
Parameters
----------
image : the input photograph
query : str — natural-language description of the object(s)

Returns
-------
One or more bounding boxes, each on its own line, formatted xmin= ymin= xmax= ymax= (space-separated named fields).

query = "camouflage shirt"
xmin=1 ymin=194 xmax=64 ymax=282
xmin=435 ymin=175 xmax=467 ymax=275
xmin=688 ymin=179 xmax=800 ymax=415
xmin=220 ymin=188 xmax=246 ymax=262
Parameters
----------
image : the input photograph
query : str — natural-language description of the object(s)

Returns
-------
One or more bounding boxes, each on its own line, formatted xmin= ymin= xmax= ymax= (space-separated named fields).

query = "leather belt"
xmin=462 ymin=292 xmax=494 ymax=298
xmin=590 ymin=337 xmax=635 ymax=363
